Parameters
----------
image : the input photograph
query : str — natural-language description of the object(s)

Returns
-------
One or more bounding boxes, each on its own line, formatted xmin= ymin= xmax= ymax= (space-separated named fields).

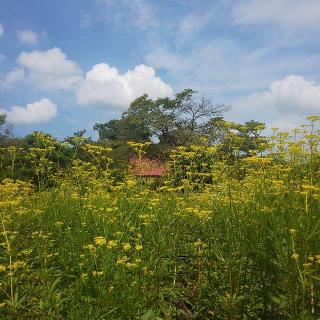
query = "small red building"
xmin=129 ymin=155 xmax=167 ymax=177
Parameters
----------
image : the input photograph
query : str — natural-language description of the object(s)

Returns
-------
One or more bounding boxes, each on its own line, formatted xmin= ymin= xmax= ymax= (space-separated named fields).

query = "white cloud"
xmin=234 ymin=75 xmax=320 ymax=115
xmin=2 ymin=68 xmax=25 ymax=86
xmin=233 ymin=0 xmax=320 ymax=30
xmin=226 ymin=75 xmax=320 ymax=132
xmin=16 ymin=30 xmax=38 ymax=45
xmin=76 ymin=63 xmax=173 ymax=108
xmin=0 ymin=98 xmax=57 ymax=124
xmin=8 ymin=47 xmax=81 ymax=90
xmin=0 ymin=23 xmax=3 ymax=37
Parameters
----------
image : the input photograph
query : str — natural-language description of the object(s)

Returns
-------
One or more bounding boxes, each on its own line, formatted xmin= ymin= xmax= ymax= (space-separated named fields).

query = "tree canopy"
xmin=94 ymin=89 xmax=231 ymax=146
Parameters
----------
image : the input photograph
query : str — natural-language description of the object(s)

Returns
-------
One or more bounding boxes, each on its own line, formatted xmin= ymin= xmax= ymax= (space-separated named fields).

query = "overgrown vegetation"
xmin=0 ymin=115 xmax=319 ymax=319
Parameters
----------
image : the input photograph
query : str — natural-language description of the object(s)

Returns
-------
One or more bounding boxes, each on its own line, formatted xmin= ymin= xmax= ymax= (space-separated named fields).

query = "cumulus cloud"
xmin=76 ymin=63 xmax=172 ymax=108
xmin=0 ymin=23 xmax=3 ymax=37
xmin=4 ymin=47 xmax=81 ymax=90
xmin=2 ymin=48 xmax=171 ymax=111
xmin=0 ymin=98 xmax=57 ymax=124
xmin=234 ymin=75 xmax=320 ymax=115
xmin=16 ymin=30 xmax=38 ymax=45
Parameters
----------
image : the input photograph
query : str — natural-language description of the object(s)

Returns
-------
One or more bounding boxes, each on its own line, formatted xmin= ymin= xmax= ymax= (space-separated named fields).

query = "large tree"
xmin=94 ymin=89 xmax=230 ymax=146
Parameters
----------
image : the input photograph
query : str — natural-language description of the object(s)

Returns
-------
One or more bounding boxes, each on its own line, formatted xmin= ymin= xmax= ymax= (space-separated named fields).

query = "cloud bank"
xmin=3 ymin=47 xmax=172 ymax=111
xmin=0 ymin=98 xmax=57 ymax=124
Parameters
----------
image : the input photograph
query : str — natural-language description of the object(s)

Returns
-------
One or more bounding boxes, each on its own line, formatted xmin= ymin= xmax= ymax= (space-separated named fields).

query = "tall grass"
xmin=0 ymin=117 xmax=319 ymax=319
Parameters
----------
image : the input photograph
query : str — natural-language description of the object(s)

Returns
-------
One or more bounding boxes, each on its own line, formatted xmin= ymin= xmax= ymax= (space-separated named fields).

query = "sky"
xmin=0 ymin=0 xmax=320 ymax=139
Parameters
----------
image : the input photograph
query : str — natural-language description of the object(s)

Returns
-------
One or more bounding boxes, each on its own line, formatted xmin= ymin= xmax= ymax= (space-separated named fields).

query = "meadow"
xmin=0 ymin=117 xmax=319 ymax=319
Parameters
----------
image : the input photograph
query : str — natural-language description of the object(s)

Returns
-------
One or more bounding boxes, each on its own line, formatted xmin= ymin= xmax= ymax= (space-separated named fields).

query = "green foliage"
xmin=94 ymin=118 xmax=151 ymax=143
xmin=203 ymin=118 xmax=267 ymax=158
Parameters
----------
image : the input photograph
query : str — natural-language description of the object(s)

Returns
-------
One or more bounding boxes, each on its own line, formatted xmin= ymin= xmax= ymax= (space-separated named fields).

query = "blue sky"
xmin=1 ymin=0 xmax=320 ymax=139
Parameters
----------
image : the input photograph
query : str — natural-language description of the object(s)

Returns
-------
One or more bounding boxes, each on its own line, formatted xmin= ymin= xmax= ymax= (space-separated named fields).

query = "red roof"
xmin=129 ymin=155 xmax=166 ymax=176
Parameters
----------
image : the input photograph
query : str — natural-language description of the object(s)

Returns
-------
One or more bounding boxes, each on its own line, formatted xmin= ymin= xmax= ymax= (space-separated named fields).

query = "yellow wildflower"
xmin=94 ymin=236 xmax=106 ymax=246
xmin=289 ymin=229 xmax=297 ymax=235
xmin=126 ymin=262 xmax=137 ymax=269
xmin=107 ymin=240 xmax=118 ymax=249
xmin=81 ymin=273 xmax=88 ymax=281
xmin=55 ymin=221 xmax=64 ymax=227
xmin=12 ymin=260 xmax=26 ymax=270
xmin=116 ymin=256 xmax=129 ymax=265
xmin=123 ymin=243 xmax=131 ymax=251
xmin=84 ymin=244 xmax=96 ymax=254
xmin=291 ymin=253 xmax=299 ymax=260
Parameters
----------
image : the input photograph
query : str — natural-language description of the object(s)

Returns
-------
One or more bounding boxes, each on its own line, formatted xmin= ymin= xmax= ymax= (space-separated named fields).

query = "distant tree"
xmin=63 ymin=129 xmax=93 ymax=160
xmin=203 ymin=118 xmax=266 ymax=157
xmin=65 ymin=129 xmax=92 ymax=146
xmin=200 ymin=116 xmax=225 ymax=145
xmin=0 ymin=113 xmax=13 ymax=146
xmin=238 ymin=120 xmax=266 ymax=156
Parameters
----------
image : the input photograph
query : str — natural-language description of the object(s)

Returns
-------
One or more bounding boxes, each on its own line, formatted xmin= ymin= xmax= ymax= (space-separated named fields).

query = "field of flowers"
xmin=0 ymin=117 xmax=320 ymax=319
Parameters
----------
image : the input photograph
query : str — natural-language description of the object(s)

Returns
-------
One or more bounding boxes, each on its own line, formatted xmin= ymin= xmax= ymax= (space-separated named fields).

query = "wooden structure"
xmin=129 ymin=155 xmax=167 ymax=177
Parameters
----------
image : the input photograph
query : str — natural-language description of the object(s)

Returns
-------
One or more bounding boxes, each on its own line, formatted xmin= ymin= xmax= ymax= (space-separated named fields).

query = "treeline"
xmin=0 ymin=89 xmax=268 ymax=182
xmin=93 ymin=89 xmax=266 ymax=157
